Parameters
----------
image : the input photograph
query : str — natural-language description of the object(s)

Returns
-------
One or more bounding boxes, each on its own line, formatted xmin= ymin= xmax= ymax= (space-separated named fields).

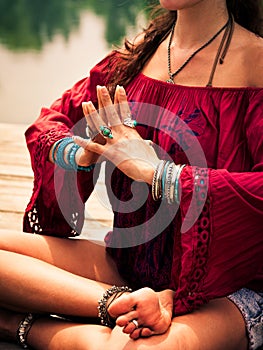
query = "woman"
xmin=0 ymin=0 xmax=262 ymax=349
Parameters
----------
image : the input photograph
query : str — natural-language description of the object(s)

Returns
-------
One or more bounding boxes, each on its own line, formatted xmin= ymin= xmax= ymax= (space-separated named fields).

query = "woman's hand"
xmin=108 ymin=287 xmax=174 ymax=339
xmin=74 ymin=85 xmax=159 ymax=184
xmin=74 ymin=112 xmax=107 ymax=167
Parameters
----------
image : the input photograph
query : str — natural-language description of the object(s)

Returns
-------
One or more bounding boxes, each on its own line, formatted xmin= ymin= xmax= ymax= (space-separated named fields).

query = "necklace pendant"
xmin=166 ymin=78 xmax=174 ymax=84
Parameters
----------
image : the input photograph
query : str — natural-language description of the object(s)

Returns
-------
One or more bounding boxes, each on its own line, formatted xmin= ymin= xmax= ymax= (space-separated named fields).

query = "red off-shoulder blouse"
xmin=24 ymin=52 xmax=263 ymax=315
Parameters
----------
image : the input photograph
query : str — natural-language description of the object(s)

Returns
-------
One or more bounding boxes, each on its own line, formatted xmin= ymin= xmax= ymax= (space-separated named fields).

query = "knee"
xmin=0 ymin=231 xmax=17 ymax=251
xmin=169 ymin=323 xmax=200 ymax=350
xmin=108 ymin=324 xmax=200 ymax=350
xmin=0 ymin=232 xmax=8 ymax=250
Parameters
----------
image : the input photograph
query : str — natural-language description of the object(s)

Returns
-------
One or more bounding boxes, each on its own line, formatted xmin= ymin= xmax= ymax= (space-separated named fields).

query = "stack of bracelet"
xmin=98 ymin=285 xmax=132 ymax=328
xmin=152 ymin=160 xmax=186 ymax=204
xmin=52 ymin=137 xmax=95 ymax=172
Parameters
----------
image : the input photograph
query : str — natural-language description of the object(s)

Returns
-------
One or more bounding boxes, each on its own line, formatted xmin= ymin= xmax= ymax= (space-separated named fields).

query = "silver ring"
xmin=130 ymin=319 xmax=139 ymax=329
xmin=144 ymin=140 xmax=153 ymax=147
xmin=123 ymin=118 xmax=137 ymax=128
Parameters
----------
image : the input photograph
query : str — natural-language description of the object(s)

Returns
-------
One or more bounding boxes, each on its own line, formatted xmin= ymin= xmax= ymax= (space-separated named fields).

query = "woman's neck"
xmin=174 ymin=2 xmax=229 ymax=49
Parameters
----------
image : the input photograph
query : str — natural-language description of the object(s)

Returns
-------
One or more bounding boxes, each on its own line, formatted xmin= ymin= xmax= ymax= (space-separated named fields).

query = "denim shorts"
xmin=227 ymin=288 xmax=263 ymax=350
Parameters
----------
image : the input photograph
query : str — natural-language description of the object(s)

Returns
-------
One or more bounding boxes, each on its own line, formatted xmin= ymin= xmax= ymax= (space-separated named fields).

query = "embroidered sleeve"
xmin=23 ymin=52 xmax=117 ymax=236
xmin=172 ymin=90 xmax=263 ymax=315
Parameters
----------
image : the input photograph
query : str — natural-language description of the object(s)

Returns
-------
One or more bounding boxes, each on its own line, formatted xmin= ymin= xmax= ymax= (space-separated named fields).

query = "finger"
xmin=115 ymin=85 xmax=131 ymax=123
xmin=140 ymin=327 xmax=154 ymax=338
xmin=114 ymin=85 xmax=120 ymax=114
xmin=83 ymin=102 xmax=108 ymax=144
xmin=107 ymin=293 xmax=136 ymax=318
xmin=83 ymin=101 xmax=110 ymax=137
xmin=113 ymin=85 xmax=122 ymax=117
xmin=73 ymin=136 xmax=104 ymax=155
xmin=98 ymin=86 xmax=122 ymax=128
xmin=122 ymin=319 xmax=139 ymax=334
xmin=96 ymin=85 xmax=107 ymax=123
xmin=82 ymin=102 xmax=99 ymax=135
xmin=130 ymin=327 xmax=154 ymax=340
xmin=129 ymin=327 xmax=144 ymax=340
xmin=115 ymin=310 xmax=138 ymax=327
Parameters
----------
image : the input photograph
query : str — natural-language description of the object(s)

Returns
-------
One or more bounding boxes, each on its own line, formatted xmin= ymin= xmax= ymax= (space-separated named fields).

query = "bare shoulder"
xmin=233 ymin=24 xmax=263 ymax=87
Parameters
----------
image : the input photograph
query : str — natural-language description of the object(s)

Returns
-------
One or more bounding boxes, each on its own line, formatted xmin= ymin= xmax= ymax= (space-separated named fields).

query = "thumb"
xmin=73 ymin=135 xmax=103 ymax=154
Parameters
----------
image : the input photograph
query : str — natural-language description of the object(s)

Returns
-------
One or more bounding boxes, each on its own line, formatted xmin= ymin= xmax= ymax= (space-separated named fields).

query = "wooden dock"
xmin=0 ymin=122 xmax=113 ymax=240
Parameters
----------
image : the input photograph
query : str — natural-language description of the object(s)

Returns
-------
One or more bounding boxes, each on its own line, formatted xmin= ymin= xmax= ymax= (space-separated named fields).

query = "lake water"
xmin=0 ymin=2 xmax=148 ymax=125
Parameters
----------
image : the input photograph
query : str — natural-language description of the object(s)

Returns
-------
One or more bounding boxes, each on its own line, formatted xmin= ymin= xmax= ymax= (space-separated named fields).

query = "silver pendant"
xmin=166 ymin=78 xmax=174 ymax=84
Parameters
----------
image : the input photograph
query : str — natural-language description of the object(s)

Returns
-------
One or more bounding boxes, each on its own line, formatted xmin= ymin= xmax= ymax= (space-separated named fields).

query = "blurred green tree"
xmin=0 ymin=0 xmax=155 ymax=51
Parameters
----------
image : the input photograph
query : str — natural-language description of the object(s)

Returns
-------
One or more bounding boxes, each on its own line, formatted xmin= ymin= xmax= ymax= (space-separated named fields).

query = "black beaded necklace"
xmin=167 ymin=17 xmax=231 ymax=84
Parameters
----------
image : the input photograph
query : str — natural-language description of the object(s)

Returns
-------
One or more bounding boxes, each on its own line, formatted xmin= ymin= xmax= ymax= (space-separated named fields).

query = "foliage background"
xmin=0 ymin=0 xmax=157 ymax=51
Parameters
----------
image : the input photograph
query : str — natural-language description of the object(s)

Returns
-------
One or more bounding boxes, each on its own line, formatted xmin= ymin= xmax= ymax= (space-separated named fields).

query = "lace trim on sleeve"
xmin=186 ymin=167 xmax=210 ymax=309
xmin=174 ymin=167 xmax=211 ymax=314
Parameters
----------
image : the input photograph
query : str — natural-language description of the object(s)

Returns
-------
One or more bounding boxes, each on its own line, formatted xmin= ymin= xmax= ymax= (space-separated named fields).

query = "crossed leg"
xmin=0 ymin=230 xmax=125 ymax=316
xmin=0 ymin=231 xmax=248 ymax=349
xmin=23 ymin=297 xmax=247 ymax=350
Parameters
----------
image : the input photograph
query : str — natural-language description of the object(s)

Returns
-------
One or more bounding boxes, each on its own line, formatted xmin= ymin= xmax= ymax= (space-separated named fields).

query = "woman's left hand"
xmin=108 ymin=287 xmax=174 ymax=339
xmin=74 ymin=85 xmax=159 ymax=184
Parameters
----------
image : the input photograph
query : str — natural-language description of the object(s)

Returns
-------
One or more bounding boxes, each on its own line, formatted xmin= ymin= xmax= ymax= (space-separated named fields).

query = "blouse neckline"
xmin=137 ymin=72 xmax=262 ymax=92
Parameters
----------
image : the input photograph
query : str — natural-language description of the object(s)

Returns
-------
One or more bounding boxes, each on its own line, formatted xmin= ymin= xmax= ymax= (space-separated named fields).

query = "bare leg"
xmin=1 ymin=298 xmax=248 ymax=350
xmin=0 ymin=230 xmax=124 ymax=346
xmin=0 ymin=249 xmax=111 ymax=315
xmin=0 ymin=232 xmax=248 ymax=349
xmin=0 ymin=231 xmax=122 ymax=283
xmin=0 ymin=231 xmax=125 ymax=315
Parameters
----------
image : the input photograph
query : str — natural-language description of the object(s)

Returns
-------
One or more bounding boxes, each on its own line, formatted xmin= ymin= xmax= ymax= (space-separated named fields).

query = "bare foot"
xmin=0 ymin=307 xmax=25 ymax=343
xmin=108 ymin=287 xmax=174 ymax=339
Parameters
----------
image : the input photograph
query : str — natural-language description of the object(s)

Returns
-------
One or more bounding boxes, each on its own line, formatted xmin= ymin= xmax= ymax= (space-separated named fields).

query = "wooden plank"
xmin=0 ymin=211 xmax=24 ymax=232
xmin=0 ymin=175 xmax=33 ymax=213
xmin=0 ymin=123 xmax=33 ymax=177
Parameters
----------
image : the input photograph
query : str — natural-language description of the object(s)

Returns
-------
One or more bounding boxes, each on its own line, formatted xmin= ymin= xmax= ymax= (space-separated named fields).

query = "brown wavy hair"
xmin=107 ymin=0 xmax=262 ymax=93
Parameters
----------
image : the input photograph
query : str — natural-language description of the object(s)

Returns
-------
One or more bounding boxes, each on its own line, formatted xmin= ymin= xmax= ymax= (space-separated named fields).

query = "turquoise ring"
xmin=99 ymin=125 xmax=113 ymax=139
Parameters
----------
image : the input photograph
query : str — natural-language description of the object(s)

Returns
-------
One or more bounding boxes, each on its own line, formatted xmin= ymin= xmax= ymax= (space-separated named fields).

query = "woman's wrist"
xmin=50 ymin=137 xmax=95 ymax=172
xmin=138 ymin=165 xmax=155 ymax=185
xmin=152 ymin=160 xmax=186 ymax=204
xmin=157 ymin=289 xmax=175 ymax=320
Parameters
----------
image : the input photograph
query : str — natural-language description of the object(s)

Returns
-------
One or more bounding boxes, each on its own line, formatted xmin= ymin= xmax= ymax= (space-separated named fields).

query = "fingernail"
xmin=101 ymin=86 xmax=108 ymax=95
xmin=118 ymin=85 xmax=125 ymax=95
xmin=87 ymin=101 xmax=95 ymax=110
